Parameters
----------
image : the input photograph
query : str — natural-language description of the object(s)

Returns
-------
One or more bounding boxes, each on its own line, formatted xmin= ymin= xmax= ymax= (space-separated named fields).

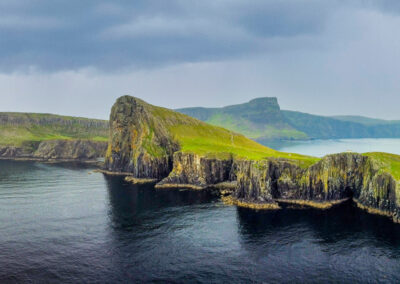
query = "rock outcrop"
xmin=105 ymin=95 xmax=400 ymax=223
xmin=155 ymin=152 xmax=234 ymax=189
xmin=104 ymin=96 xmax=179 ymax=178
xmin=232 ymin=154 xmax=400 ymax=221
xmin=0 ymin=140 xmax=107 ymax=161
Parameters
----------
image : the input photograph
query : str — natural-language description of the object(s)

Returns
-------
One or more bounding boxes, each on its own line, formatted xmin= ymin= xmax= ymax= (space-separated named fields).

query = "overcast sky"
xmin=1 ymin=0 xmax=400 ymax=119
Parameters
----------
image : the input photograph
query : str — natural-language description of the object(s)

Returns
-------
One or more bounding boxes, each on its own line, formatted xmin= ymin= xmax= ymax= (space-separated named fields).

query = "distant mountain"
xmin=331 ymin=115 xmax=400 ymax=126
xmin=177 ymin=98 xmax=400 ymax=142
xmin=176 ymin=98 xmax=308 ymax=142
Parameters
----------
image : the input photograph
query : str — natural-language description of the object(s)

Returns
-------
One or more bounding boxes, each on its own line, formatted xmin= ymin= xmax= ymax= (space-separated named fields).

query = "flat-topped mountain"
xmin=177 ymin=97 xmax=400 ymax=142
xmin=105 ymin=95 xmax=400 ymax=223
xmin=0 ymin=112 xmax=108 ymax=161
xmin=177 ymin=97 xmax=307 ymax=141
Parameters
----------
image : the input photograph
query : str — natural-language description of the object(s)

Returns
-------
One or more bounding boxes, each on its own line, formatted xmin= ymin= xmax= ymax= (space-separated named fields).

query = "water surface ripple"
xmin=0 ymin=160 xmax=399 ymax=283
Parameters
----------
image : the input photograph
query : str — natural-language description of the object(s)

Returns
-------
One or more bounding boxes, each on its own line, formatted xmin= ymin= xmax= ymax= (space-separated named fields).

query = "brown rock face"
xmin=33 ymin=140 xmax=107 ymax=160
xmin=0 ymin=140 xmax=107 ymax=161
xmin=104 ymin=96 xmax=179 ymax=178
xmin=232 ymin=153 xmax=400 ymax=222
xmin=104 ymin=95 xmax=400 ymax=222
xmin=156 ymin=152 xmax=233 ymax=189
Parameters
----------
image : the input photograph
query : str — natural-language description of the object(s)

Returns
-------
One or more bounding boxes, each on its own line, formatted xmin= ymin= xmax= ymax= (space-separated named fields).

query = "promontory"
xmin=104 ymin=95 xmax=400 ymax=223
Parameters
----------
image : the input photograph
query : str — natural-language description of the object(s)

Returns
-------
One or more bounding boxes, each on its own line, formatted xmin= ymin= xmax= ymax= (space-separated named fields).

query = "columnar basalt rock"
xmin=155 ymin=152 xmax=233 ymax=189
xmin=231 ymin=153 xmax=400 ymax=222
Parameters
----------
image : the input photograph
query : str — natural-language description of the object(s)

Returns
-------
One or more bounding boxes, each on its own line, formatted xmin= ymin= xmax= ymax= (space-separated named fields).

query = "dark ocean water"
xmin=1 ymin=160 xmax=400 ymax=283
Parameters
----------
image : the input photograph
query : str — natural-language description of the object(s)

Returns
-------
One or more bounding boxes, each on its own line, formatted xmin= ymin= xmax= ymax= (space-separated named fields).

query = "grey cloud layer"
xmin=1 ymin=0 xmax=400 ymax=120
xmin=1 ymin=0 xmax=390 ymax=71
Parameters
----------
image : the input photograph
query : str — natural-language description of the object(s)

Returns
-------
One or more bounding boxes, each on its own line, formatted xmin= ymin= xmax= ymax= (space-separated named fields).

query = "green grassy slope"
xmin=124 ymin=97 xmax=400 ymax=179
xmin=0 ymin=112 xmax=108 ymax=148
xmin=364 ymin=152 xmax=400 ymax=181
xmin=127 ymin=97 xmax=318 ymax=168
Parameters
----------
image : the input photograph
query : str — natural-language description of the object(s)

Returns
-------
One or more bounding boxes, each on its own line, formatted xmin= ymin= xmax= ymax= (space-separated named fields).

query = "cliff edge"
xmin=105 ymin=96 xmax=400 ymax=223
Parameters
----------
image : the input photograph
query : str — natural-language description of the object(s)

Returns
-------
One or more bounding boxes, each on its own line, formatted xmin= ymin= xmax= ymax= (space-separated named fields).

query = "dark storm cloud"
xmin=1 ymin=0 xmax=400 ymax=120
xmin=0 ymin=0 xmax=349 ymax=71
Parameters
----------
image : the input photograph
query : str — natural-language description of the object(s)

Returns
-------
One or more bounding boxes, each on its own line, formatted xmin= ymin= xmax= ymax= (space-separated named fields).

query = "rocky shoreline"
xmin=101 ymin=96 xmax=400 ymax=223
xmin=0 ymin=140 xmax=107 ymax=163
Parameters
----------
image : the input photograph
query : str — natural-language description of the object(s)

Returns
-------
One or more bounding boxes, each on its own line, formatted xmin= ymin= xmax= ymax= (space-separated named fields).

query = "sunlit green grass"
xmin=364 ymin=152 xmax=400 ymax=181
xmin=146 ymin=103 xmax=318 ymax=168
xmin=0 ymin=113 xmax=108 ymax=147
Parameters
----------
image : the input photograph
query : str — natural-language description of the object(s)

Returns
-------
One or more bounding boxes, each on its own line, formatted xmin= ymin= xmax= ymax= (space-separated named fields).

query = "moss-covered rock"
xmin=0 ymin=139 xmax=107 ymax=161
xmin=231 ymin=153 xmax=400 ymax=222
xmin=104 ymin=95 xmax=400 ymax=223
xmin=156 ymin=152 xmax=233 ymax=189
xmin=104 ymin=96 xmax=179 ymax=178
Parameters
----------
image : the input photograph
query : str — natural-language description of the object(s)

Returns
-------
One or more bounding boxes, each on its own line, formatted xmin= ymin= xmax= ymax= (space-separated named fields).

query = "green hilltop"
xmin=176 ymin=97 xmax=307 ymax=142
xmin=0 ymin=112 xmax=108 ymax=150
xmin=105 ymin=96 xmax=319 ymax=170
xmin=105 ymin=96 xmax=400 ymax=218
xmin=105 ymin=96 xmax=400 ymax=181
xmin=151 ymin=101 xmax=317 ymax=166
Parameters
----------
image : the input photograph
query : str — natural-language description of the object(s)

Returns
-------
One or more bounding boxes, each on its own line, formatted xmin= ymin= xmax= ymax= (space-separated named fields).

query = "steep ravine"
xmin=105 ymin=96 xmax=400 ymax=223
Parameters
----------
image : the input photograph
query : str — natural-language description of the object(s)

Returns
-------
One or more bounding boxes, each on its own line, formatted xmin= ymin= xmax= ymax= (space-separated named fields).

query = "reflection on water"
xmin=265 ymin=138 xmax=400 ymax=157
xmin=104 ymin=175 xmax=218 ymax=229
xmin=0 ymin=160 xmax=400 ymax=283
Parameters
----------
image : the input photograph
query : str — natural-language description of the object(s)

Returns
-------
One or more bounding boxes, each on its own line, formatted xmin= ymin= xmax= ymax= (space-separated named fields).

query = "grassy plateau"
xmin=0 ymin=112 xmax=108 ymax=148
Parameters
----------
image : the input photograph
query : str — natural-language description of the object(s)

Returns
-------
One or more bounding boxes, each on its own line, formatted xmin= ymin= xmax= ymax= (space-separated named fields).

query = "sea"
xmin=1 ymin=138 xmax=400 ymax=283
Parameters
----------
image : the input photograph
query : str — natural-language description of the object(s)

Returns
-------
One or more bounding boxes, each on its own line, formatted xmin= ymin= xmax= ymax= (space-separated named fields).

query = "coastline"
xmin=0 ymin=156 xmax=104 ymax=165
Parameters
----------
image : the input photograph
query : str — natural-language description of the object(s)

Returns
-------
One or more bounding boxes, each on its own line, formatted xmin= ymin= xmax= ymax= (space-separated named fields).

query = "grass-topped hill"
xmin=106 ymin=96 xmax=400 ymax=221
xmin=105 ymin=96 xmax=400 ymax=189
xmin=105 ymin=96 xmax=318 ymax=172
xmin=152 ymin=103 xmax=315 ymax=164
xmin=177 ymin=97 xmax=307 ymax=142
xmin=0 ymin=112 xmax=108 ymax=149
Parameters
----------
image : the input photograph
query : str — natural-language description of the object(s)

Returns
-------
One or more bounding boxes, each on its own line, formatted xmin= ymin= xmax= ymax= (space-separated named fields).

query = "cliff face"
xmin=0 ymin=112 xmax=109 ymax=162
xmin=105 ymin=95 xmax=400 ymax=223
xmin=104 ymin=96 xmax=179 ymax=178
xmin=0 ymin=140 xmax=107 ymax=161
xmin=154 ymin=152 xmax=400 ymax=221
xmin=231 ymin=153 xmax=400 ymax=221
xmin=155 ymin=152 xmax=234 ymax=189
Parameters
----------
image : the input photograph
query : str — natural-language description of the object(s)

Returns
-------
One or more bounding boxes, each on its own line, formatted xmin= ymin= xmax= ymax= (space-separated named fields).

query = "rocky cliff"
xmin=104 ymin=96 xmax=179 ymax=178
xmin=232 ymin=153 xmax=400 ymax=221
xmin=0 ymin=112 xmax=109 ymax=162
xmin=105 ymin=96 xmax=400 ymax=223
xmin=0 ymin=140 xmax=107 ymax=161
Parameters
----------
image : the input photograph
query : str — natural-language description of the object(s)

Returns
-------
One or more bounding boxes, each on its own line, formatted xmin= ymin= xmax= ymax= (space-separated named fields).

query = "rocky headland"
xmin=0 ymin=140 xmax=107 ymax=162
xmin=0 ymin=112 xmax=108 ymax=162
xmin=104 ymin=96 xmax=400 ymax=223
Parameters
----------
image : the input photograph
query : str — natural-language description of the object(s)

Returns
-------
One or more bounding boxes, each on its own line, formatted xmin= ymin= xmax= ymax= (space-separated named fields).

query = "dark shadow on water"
xmin=104 ymin=175 xmax=218 ymax=230
xmin=42 ymin=161 xmax=99 ymax=170
xmin=236 ymin=200 xmax=400 ymax=253
xmin=105 ymin=176 xmax=400 ymax=282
